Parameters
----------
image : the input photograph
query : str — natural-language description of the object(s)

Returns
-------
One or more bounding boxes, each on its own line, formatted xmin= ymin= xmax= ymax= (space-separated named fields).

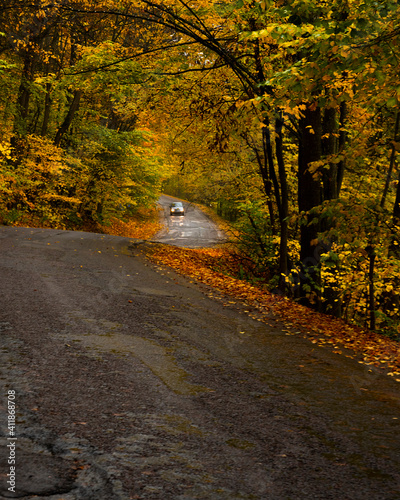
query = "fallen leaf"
xmin=146 ymin=244 xmax=400 ymax=376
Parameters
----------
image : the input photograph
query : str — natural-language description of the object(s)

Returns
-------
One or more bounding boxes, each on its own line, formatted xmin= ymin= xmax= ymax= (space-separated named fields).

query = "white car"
xmin=170 ymin=202 xmax=185 ymax=216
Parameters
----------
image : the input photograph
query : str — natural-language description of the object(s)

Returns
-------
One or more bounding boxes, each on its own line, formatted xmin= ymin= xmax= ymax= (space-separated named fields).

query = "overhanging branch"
xmin=58 ymin=1 xmax=260 ymax=95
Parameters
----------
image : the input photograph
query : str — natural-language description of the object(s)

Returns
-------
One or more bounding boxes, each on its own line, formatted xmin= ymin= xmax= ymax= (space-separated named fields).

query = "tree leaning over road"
xmin=76 ymin=0 xmax=400 ymax=325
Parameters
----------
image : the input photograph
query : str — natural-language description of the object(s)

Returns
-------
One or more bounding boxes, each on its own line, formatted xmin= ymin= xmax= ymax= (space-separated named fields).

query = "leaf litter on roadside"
xmin=147 ymin=244 xmax=400 ymax=379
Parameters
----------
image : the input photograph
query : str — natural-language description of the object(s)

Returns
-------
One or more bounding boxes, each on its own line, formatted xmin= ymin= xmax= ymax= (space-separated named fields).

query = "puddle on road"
xmin=154 ymin=414 xmax=205 ymax=437
xmin=59 ymin=315 xmax=210 ymax=396
xmin=86 ymin=333 xmax=210 ymax=395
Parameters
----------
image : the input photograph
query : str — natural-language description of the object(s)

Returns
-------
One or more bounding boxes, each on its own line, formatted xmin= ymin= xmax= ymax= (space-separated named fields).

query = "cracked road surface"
xmin=0 ymin=226 xmax=400 ymax=499
xmin=154 ymin=195 xmax=226 ymax=248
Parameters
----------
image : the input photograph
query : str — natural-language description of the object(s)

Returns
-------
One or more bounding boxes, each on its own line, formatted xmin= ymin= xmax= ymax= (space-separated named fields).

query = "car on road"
xmin=170 ymin=201 xmax=185 ymax=216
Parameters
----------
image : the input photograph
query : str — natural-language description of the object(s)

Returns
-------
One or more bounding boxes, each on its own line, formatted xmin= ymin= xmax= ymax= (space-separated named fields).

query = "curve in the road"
xmin=154 ymin=195 xmax=226 ymax=248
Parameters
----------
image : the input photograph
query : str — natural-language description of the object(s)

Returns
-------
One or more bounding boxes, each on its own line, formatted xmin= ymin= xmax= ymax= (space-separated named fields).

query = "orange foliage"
xmin=97 ymin=211 xmax=162 ymax=240
xmin=147 ymin=244 xmax=400 ymax=378
xmin=5 ymin=207 xmax=162 ymax=240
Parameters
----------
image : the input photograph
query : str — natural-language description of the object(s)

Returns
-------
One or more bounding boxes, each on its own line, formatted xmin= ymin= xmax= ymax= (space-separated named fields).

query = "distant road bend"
xmin=154 ymin=195 xmax=226 ymax=248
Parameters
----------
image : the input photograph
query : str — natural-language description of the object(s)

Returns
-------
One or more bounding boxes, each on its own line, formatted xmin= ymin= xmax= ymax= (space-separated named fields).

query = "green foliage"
xmin=0 ymin=209 xmax=22 ymax=225
xmin=230 ymin=200 xmax=278 ymax=284
xmin=0 ymin=126 xmax=164 ymax=228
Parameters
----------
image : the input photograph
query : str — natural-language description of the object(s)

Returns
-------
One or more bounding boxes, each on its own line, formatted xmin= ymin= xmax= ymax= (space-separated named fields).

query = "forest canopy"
xmin=1 ymin=0 xmax=400 ymax=337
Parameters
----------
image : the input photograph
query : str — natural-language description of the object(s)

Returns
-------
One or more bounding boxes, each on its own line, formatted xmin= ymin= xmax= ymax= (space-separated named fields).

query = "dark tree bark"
xmin=366 ymin=245 xmax=376 ymax=330
xmin=54 ymin=90 xmax=82 ymax=147
xmin=298 ymin=104 xmax=323 ymax=308
xmin=262 ymin=119 xmax=281 ymax=231
xmin=381 ymin=112 xmax=400 ymax=208
xmin=337 ymin=101 xmax=347 ymax=195
xmin=389 ymin=162 xmax=400 ymax=259
xmin=321 ymin=106 xmax=344 ymax=317
xmin=10 ymin=52 xmax=35 ymax=155
xmin=40 ymin=83 xmax=53 ymax=137
xmin=322 ymin=106 xmax=338 ymax=201
xmin=384 ymin=111 xmax=400 ymax=259
xmin=275 ymin=115 xmax=289 ymax=293
xmin=243 ymin=131 xmax=276 ymax=231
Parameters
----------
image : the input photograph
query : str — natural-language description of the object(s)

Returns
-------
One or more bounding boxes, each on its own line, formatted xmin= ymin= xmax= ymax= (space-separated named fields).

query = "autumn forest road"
xmin=0 ymin=214 xmax=400 ymax=498
xmin=154 ymin=195 xmax=226 ymax=248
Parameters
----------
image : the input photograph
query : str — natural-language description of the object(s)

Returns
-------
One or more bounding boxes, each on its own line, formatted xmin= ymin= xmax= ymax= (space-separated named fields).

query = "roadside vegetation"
xmin=2 ymin=204 xmax=163 ymax=240
xmin=1 ymin=1 xmax=400 ymax=349
xmin=147 ymin=242 xmax=400 ymax=380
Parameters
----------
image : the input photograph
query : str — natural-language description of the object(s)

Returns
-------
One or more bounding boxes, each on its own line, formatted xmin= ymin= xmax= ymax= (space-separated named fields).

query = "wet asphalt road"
xmin=0 ymin=224 xmax=400 ymax=500
xmin=154 ymin=195 xmax=226 ymax=248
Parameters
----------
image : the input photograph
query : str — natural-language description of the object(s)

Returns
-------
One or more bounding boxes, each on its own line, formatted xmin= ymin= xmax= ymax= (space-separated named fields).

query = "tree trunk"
xmin=275 ymin=115 xmax=289 ymax=293
xmin=10 ymin=52 xmax=34 ymax=155
xmin=387 ymin=110 xmax=400 ymax=258
xmin=262 ymin=117 xmax=282 ymax=227
xmin=321 ymin=106 xmax=343 ymax=317
xmin=389 ymin=165 xmax=400 ymax=259
xmin=322 ymin=106 xmax=338 ymax=201
xmin=337 ymin=101 xmax=347 ymax=195
xmin=381 ymin=111 xmax=400 ymax=208
xmin=54 ymin=90 xmax=82 ymax=147
xmin=298 ymin=104 xmax=323 ymax=308
xmin=244 ymin=127 xmax=276 ymax=230
xmin=367 ymin=245 xmax=376 ymax=330
xmin=41 ymin=82 xmax=53 ymax=137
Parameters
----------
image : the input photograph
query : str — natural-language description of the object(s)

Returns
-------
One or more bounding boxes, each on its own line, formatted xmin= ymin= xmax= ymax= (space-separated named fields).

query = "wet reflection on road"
xmin=154 ymin=195 xmax=226 ymax=248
